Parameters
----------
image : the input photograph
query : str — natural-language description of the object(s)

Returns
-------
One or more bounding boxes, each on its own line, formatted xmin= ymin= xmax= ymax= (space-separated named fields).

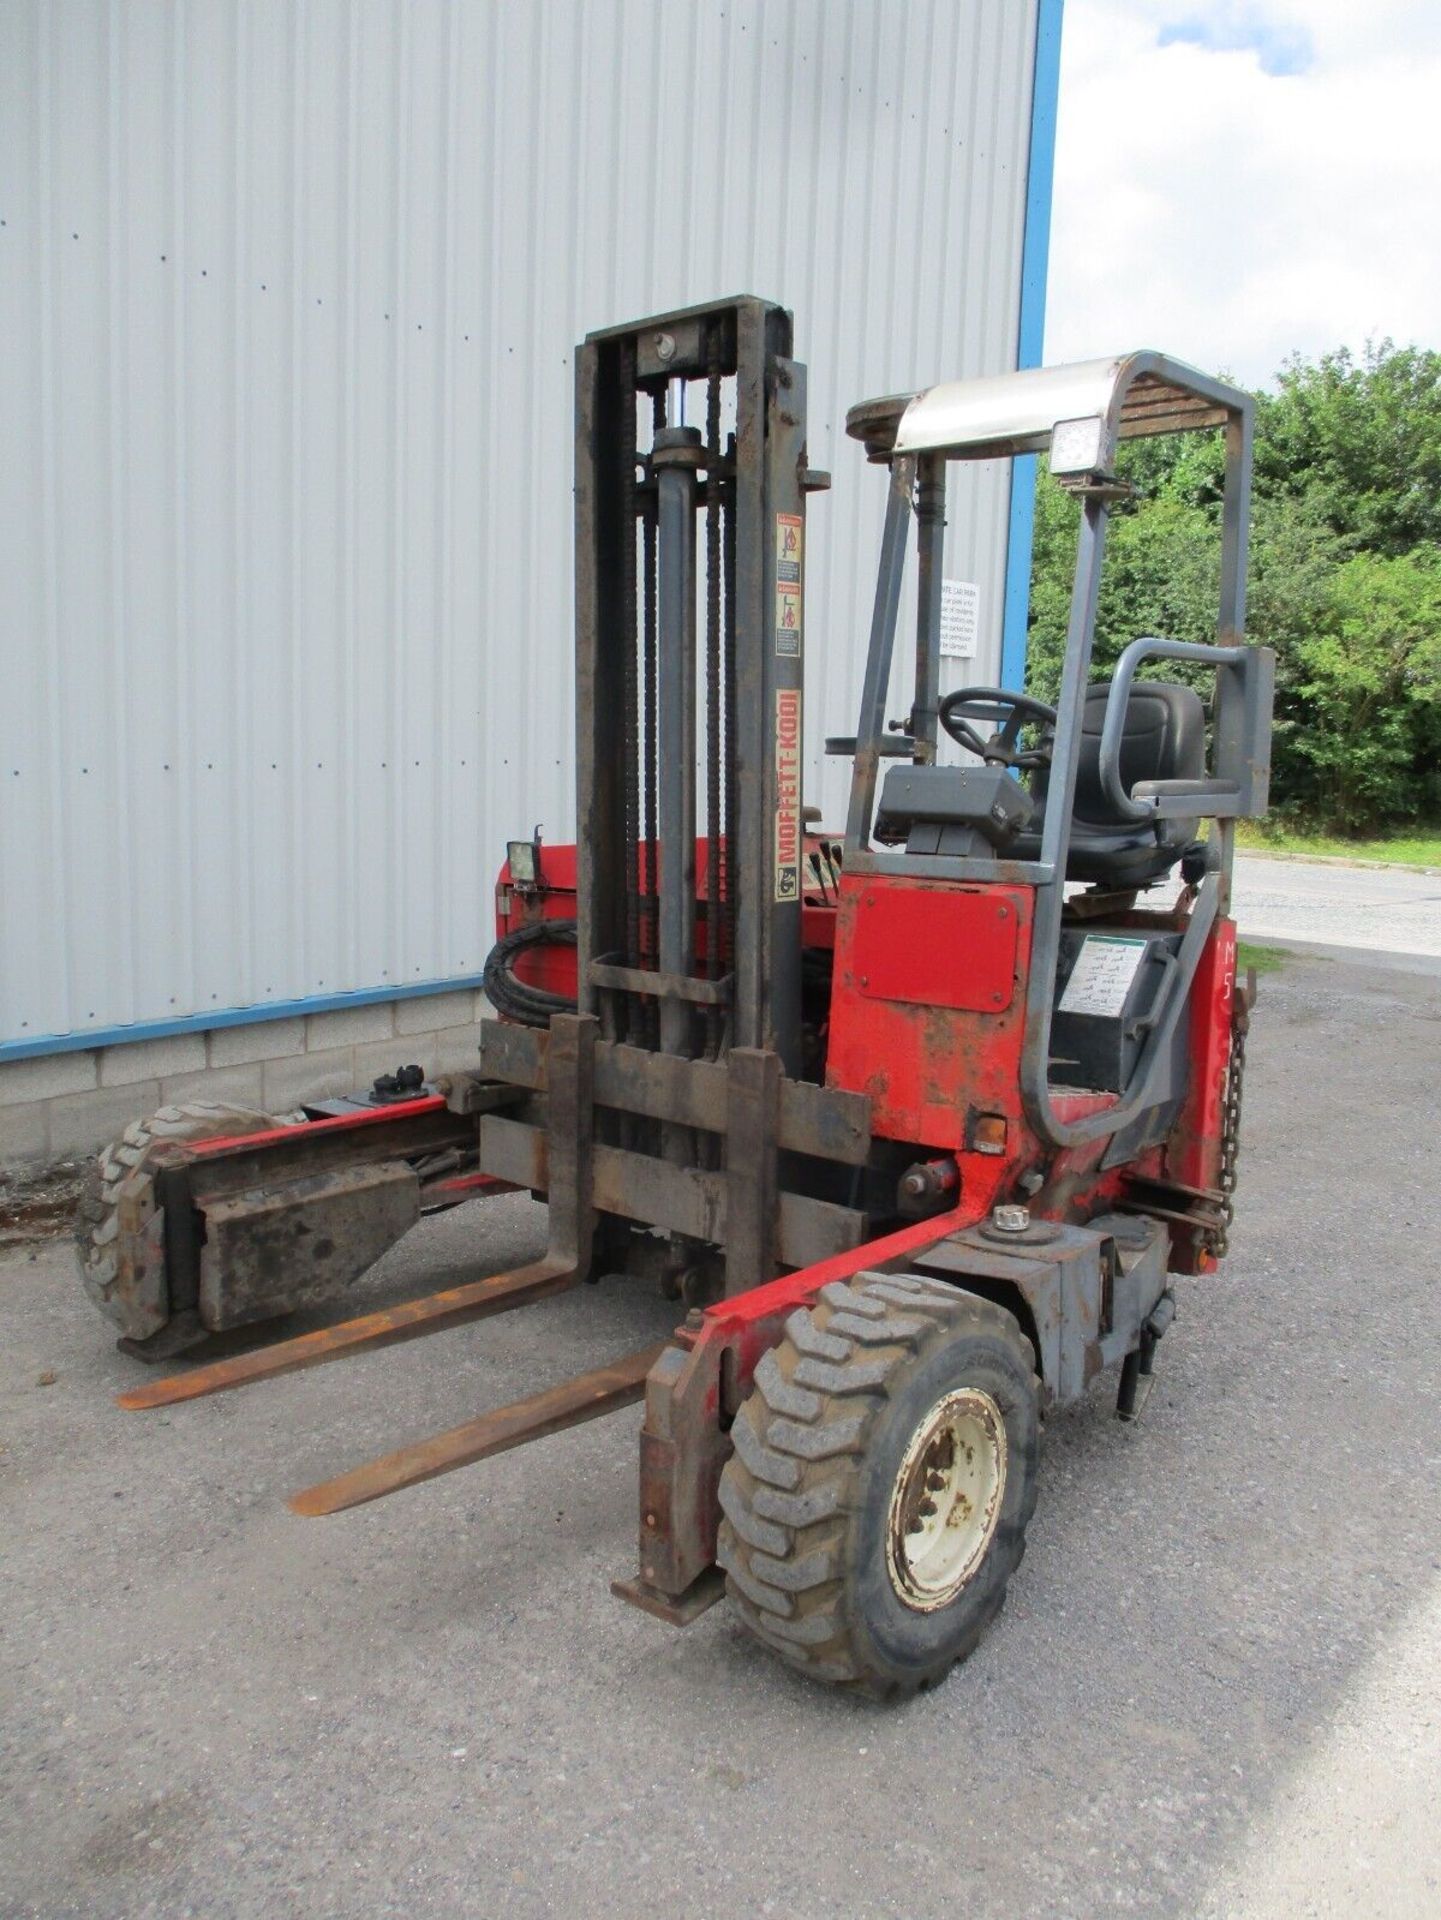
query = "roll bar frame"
xmin=839 ymin=350 xmax=1275 ymax=1149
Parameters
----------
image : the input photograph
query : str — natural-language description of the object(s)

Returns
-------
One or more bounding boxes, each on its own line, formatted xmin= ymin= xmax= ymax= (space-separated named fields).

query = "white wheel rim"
xmin=885 ymin=1388 xmax=1007 ymax=1611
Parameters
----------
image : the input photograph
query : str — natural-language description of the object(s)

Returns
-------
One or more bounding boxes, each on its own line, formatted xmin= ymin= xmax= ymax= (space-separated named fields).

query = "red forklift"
xmin=80 ymin=297 xmax=1271 ymax=1694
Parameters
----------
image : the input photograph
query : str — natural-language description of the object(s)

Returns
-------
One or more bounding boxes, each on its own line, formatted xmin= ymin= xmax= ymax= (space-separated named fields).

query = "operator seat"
xmin=1017 ymin=678 xmax=1206 ymax=886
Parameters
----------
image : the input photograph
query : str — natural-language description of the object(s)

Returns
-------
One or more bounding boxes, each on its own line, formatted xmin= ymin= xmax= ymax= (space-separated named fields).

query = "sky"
xmin=1045 ymin=0 xmax=1441 ymax=387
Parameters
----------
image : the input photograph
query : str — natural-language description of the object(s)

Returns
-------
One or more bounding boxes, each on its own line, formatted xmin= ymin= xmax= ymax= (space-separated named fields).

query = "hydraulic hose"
xmin=482 ymin=918 xmax=578 ymax=1028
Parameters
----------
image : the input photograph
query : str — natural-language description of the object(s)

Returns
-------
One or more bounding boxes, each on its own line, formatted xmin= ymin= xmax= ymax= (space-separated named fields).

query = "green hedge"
xmin=1024 ymin=343 xmax=1441 ymax=832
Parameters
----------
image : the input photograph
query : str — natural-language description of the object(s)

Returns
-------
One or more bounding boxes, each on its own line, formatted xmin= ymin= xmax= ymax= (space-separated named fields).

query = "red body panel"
xmin=825 ymin=872 xmax=1034 ymax=1152
xmin=848 ymin=882 xmax=1019 ymax=1012
xmin=493 ymin=836 xmax=838 ymax=1000
xmin=1173 ymin=914 xmax=1235 ymax=1191
xmin=1163 ymin=913 xmax=1237 ymax=1272
xmin=492 ymin=840 xmax=1237 ymax=1275
xmin=496 ymin=845 xmax=583 ymax=998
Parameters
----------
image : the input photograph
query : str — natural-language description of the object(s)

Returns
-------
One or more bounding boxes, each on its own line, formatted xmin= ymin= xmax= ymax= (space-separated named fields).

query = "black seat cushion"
xmin=1013 ymin=679 xmax=1206 ymax=886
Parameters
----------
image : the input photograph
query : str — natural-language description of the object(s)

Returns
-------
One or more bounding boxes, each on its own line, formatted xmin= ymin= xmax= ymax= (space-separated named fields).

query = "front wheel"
xmin=717 ymin=1272 xmax=1040 ymax=1696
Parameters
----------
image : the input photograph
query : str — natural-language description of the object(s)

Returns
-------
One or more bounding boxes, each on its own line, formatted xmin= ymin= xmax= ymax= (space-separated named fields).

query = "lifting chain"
xmin=704 ymin=323 xmax=724 ymax=1055
xmin=1213 ymin=967 xmax=1256 ymax=1260
xmin=619 ymin=338 xmax=641 ymax=982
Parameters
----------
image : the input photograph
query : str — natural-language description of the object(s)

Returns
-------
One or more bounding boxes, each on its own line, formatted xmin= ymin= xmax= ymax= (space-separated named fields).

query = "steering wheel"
xmin=938 ymin=686 xmax=1058 ymax=770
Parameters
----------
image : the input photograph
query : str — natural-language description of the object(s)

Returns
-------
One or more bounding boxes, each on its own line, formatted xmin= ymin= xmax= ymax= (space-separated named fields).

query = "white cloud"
xmin=1045 ymin=1 xmax=1441 ymax=385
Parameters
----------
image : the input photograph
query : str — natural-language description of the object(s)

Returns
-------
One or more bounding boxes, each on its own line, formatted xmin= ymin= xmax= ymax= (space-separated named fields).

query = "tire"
xmin=717 ymin=1271 xmax=1040 ymax=1697
xmin=76 ymin=1103 xmax=288 ymax=1340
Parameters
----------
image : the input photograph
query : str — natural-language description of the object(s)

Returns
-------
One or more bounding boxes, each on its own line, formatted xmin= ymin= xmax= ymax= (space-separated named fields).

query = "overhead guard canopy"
xmin=846 ymin=351 xmax=1250 ymax=473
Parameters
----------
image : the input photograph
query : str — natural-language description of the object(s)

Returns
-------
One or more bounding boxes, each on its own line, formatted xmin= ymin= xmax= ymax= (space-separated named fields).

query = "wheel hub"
xmin=885 ymin=1388 xmax=1007 ymax=1611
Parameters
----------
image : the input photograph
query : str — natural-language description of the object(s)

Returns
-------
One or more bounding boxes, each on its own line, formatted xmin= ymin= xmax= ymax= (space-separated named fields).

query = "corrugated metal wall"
xmin=0 ymin=0 xmax=1039 ymax=1050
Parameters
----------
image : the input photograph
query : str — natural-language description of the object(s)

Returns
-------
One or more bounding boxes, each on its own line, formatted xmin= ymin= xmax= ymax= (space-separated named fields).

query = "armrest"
xmin=1132 ymin=776 xmax=1242 ymax=820
xmin=1098 ymin=635 xmax=1268 ymax=823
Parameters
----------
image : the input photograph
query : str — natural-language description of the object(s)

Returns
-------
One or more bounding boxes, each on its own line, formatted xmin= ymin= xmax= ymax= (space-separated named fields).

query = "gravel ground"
xmin=1200 ymin=1578 xmax=1441 ymax=1920
xmin=2 ymin=952 xmax=1438 ymax=1919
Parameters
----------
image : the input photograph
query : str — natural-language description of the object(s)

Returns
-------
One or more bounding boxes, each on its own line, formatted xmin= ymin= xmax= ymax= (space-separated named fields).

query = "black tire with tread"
xmin=717 ymin=1271 xmax=1041 ymax=1697
xmin=76 ymin=1102 xmax=286 ymax=1336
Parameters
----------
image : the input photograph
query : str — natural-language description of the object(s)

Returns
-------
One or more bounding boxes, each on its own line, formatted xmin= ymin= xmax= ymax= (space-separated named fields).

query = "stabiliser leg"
xmin=117 ymin=1014 xmax=600 ymax=1414
xmin=1115 ymin=1288 xmax=1176 ymax=1422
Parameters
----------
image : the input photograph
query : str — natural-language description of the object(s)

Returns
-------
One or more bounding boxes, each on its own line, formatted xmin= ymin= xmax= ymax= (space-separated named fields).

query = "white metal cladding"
xmin=0 ymin=0 xmax=1039 ymax=1049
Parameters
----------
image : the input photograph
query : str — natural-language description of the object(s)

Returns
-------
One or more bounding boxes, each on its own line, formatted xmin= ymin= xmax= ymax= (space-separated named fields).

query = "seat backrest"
xmin=1071 ymin=679 xmax=1205 ymax=832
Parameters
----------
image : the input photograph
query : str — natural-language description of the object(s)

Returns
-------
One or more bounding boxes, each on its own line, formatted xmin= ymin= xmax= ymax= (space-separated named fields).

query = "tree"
xmin=1290 ymin=547 xmax=1441 ymax=828
xmin=1255 ymin=343 xmax=1441 ymax=555
xmin=1024 ymin=460 xmax=1222 ymax=704
xmin=1023 ymin=341 xmax=1441 ymax=830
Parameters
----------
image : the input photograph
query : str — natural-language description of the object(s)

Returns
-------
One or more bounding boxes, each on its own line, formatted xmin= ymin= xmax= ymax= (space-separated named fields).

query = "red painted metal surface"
xmin=702 ymin=1099 xmax=1143 ymax=1349
xmin=1173 ymin=914 xmax=1235 ymax=1192
xmin=632 ymin=902 xmax=1189 ymax=1603
xmin=826 ymin=872 xmax=1034 ymax=1150
xmin=849 ymin=881 xmax=1019 ymax=1012
xmin=420 ymin=1172 xmax=517 ymax=1203
xmin=494 ymin=834 xmax=840 ymax=999
xmin=704 ymin=1203 xmax=974 ymax=1331
xmin=184 ymin=1095 xmax=447 ymax=1160
xmin=1159 ymin=914 xmax=1237 ymax=1272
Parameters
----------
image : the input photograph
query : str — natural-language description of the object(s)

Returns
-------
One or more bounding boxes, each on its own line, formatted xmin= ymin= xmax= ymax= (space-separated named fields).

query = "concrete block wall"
xmin=0 ymin=991 xmax=488 ymax=1172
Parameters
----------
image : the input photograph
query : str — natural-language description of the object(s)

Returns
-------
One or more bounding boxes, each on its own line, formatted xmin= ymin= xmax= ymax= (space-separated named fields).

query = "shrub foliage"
xmin=1025 ymin=342 xmax=1441 ymax=830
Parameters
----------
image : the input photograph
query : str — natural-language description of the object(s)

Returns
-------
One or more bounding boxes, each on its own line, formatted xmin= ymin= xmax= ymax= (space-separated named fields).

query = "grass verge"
xmin=1235 ymin=822 xmax=1441 ymax=867
xmin=1237 ymin=941 xmax=1289 ymax=975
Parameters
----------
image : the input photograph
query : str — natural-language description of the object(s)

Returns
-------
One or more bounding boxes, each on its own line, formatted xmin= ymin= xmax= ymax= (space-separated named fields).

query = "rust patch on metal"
xmin=289 ymin=1340 xmax=667 ymax=1516
xmin=115 ymin=1258 xmax=579 ymax=1411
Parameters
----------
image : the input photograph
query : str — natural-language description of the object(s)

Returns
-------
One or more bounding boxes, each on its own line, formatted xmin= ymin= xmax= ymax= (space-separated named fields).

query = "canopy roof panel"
xmin=847 ymin=352 xmax=1250 ymax=468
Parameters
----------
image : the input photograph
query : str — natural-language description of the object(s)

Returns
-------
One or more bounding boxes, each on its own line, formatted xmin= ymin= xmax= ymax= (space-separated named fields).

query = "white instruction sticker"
xmin=1057 ymin=935 xmax=1149 ymax=1019
xmin=939 ymin=578 xmax=979 ymax=659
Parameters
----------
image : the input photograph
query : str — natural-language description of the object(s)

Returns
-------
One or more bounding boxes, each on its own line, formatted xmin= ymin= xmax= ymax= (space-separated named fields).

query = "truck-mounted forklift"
xmin=79 ymin=297 xmax=1271 ymax=1693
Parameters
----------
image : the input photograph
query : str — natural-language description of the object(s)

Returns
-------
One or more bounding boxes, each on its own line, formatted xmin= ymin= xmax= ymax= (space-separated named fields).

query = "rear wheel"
xmin=717 ymin=1272 xmax=1040 ymax=1696
xmin=76 ymin=1103 xmax=290 ymax=1342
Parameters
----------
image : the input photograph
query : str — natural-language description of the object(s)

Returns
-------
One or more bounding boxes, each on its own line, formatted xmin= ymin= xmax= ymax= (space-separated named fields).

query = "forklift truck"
xmin=80 ymin=297 xmax=1271 ymax=1693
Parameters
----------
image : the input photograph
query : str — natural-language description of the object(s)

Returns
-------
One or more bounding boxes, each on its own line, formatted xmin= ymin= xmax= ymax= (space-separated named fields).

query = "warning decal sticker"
xmin=938 ymin=578 xmax=979 ymax=659
xmin=1057 ymin=935 xmax=1149 ymax=1019
xmin=774 ymin=686 xmax=802 ymax=902
xmin=775 ymin=513 xmax=803 ymax=657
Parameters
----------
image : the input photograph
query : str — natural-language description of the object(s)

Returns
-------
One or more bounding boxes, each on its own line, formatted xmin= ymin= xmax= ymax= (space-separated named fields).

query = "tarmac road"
xmin=2 ymin=950 xmax=1439 ymax=1919
xmin=1230 ymin=851 xmax=1441 ymax=966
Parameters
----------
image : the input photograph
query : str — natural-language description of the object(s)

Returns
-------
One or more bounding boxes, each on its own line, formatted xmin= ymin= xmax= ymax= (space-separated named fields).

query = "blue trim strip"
xmin=1000 ymin=0 xmax=1065 ymax=688
xmin=0 ymin=973 xmax=486 ymax=1063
